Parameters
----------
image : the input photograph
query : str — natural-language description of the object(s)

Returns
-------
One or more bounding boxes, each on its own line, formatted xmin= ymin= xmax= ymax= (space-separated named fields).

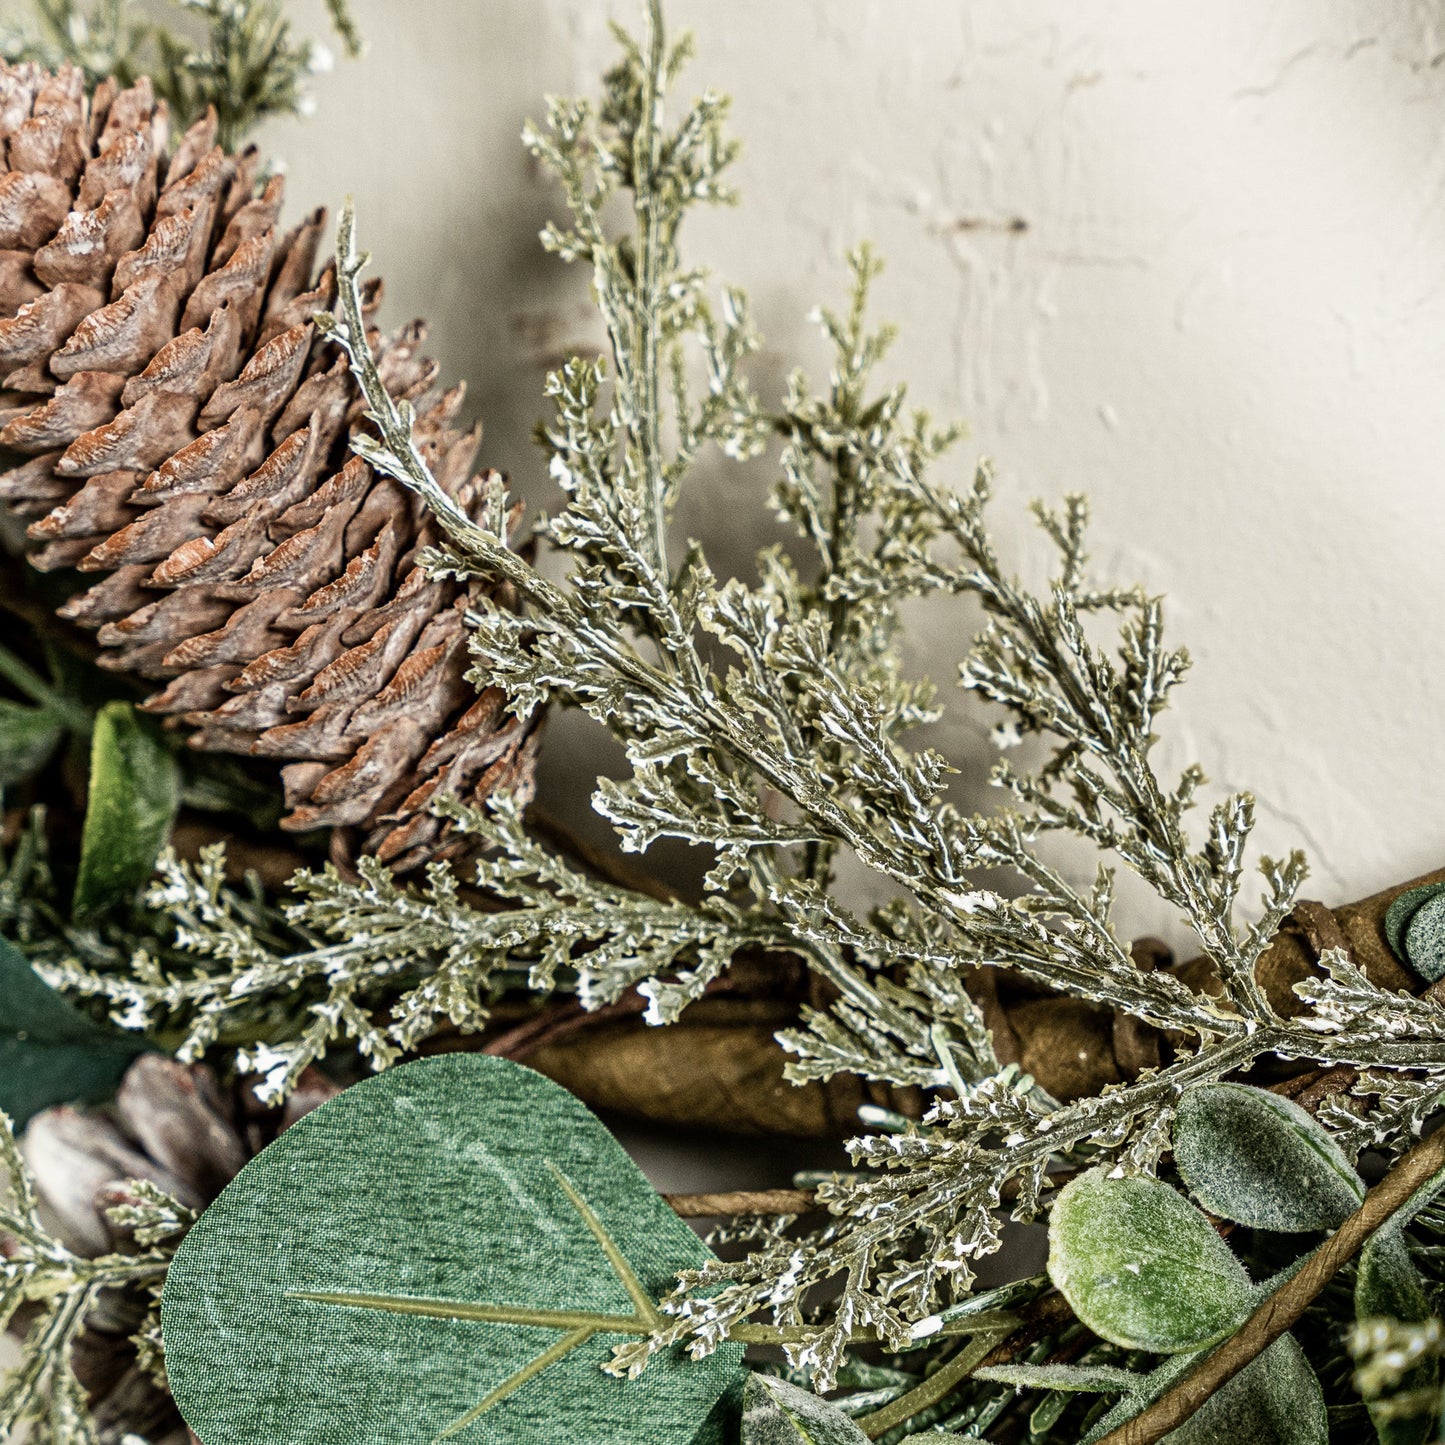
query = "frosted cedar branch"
xmin=2 ymin=3 xmax=1445 ymax=1444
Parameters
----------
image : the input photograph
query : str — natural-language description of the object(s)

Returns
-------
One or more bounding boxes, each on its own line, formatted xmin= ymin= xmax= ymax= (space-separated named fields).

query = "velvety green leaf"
xmin=162 ymin=1054 xmax=744 ymax=1445
xmin=1081 ymin=1336 xmax=1325 ymax=1445
xmin=0 ymin=934 xmax=148 ymax=1126
xmin=1166 ymin=1334 xmax=1326 ymax=1444
xmin=1403 ymin=892 xmax=1445 ymax=983
xmin=1047 ymin=1168 xmax=1252 ymax=1352
xmin=0 ymin=699 xmax=64 ymax=786
xmin=1080 ymin=1351 xmax=1202 ymax=1444
xmin=1356 ymin=1225 xmax=1436 ymax=1445
xmin=1174 ymin=1083 xmax=1364 ymax=1231
xmin=1384 ymin=883 xmax=1445 ymax=964
xmin=741 ymin=1375 xmax=869 ymax=1444
xmin=72 ymin=701 xmax=180 ymax=919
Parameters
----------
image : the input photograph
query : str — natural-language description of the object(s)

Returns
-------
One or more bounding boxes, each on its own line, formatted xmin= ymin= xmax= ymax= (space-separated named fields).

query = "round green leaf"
xmin=1163 ymin=1334 xmax=1325 ymax=1445
xmin=1384 ymin=883 xmax=1445 ymax=964
xmin=1174 ymin=1083 xmax=1364 ymax=1232
xmin=1047 ymin=1168 xmax=1252 ymax=1352
xmin=742 ymin=1375 xmax=870 ymax=1444
xmin=162 ymin=1054 xmax=744 ymax=1445
xmin=1404 ymin=892 xmax=1445 ymax=983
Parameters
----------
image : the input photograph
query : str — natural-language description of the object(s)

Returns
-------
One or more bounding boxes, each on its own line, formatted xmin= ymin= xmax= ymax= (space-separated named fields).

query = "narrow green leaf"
xmin=72 ymin=702 xmax=180 ymax=919
xmin=162 ymin=1054 xmax=744 ymax=1445
xmin=0 ymin=700 xmax=64 ymax=786
xmin=0 ymin=934 xmax=148 ymax=1126
xmin=1174 ymin=1083 xmax=1364 ymax=1231
xmin=975 ymin=1361 xmax=1145 ymax=1395
xmin=1047 ymin=1168 xmax=1252 ymax=1353
xmin=742 ymin=1375 xmax=870 ymax=1444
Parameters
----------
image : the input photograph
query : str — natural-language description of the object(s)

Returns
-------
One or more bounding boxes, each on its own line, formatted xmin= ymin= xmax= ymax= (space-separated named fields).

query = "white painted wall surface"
xmin=251 ymin=0 xmax=1445 ymax=943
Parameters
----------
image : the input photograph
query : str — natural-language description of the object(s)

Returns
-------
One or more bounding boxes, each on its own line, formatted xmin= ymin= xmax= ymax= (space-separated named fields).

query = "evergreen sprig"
xmin=11 ymin=3 xmax=1445 ymax=1438
xmin=307 ymin=4 xmax=1445 ymax=1398
xmin=1 ymin=0 xmax=361 ymax=147
xmin=0 ymin=1112 xmax=177 ymax=1443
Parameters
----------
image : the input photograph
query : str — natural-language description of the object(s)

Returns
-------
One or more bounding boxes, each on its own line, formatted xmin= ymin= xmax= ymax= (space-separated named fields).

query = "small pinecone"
xmin=0 ymin=62 xmax=541 ymax=868
xmin=12 ymin=1054 xmax=338 ymax=1444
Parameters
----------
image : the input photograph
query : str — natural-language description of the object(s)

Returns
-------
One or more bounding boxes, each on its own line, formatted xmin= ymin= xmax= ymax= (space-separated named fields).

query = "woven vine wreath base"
xmin=414 ymin=864 xmax=1445 ymax=1139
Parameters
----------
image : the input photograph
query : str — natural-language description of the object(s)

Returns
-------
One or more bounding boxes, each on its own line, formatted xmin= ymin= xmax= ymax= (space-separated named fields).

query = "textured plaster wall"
xmin=262 ymin=0 xmax=1445 ymax=945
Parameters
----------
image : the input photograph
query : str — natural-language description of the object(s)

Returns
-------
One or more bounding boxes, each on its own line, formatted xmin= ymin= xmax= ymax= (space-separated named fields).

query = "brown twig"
xmin=1097 ymin=1124 xmax=1445 ymax=1445
xmin=663 ymin=1189 xmax=819 ymax=1218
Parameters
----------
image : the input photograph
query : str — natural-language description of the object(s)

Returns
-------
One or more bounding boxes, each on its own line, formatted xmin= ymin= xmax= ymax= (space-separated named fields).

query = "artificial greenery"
xmin=0 ymin=1110 xmax=187 ymax=1443
xmin=162 ymin=1054 xmax=746 ymax=1444
xmin=4 ymin=2 xmax=1445 ymax=1442
xmin=0 ymin=0 xmax=361 ymax=147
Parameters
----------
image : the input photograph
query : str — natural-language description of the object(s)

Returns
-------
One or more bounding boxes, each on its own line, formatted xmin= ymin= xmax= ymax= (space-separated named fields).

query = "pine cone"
xmin=12 ymin=1054 xmax=337 ymax=1443
xmin=0 ymin=62 xmax=542 ymax=868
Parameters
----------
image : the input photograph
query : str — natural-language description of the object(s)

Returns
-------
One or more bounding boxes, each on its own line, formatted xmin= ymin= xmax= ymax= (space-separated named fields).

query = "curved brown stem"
xmin=1098 ymin=1123 xmax=1445 ymax=1445
xmin=663 ymin=1189 xmax=819 ymax=1218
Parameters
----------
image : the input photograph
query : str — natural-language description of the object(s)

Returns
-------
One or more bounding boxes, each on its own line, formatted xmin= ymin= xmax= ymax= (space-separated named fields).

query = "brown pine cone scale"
xmin=0 ymin=62 xmax=541 ymax=867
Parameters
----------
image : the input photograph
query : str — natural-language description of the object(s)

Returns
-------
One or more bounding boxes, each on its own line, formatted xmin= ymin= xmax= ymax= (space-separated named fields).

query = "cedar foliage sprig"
xmin=40 ymin=797 xmax=792 ymax=1102
xmin=0 ymin=0 xmax=361 ymax=147
xmin=0 ymin=1112 xmax=184 ymax=1443
xmin=310 ymin=4 xmax=1445 ymax=1396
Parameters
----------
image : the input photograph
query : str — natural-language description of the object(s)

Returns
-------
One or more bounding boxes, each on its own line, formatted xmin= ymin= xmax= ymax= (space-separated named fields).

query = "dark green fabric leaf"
xmin=1356 ymin=1225 xmax=1436 ymax=1445
xmin=0 ymin=699 xmax=64 ymax=786
xmin=1048 ymin=1168 xmax=1252 ymax=1352
xmin=1384 ymin=883 xmax=1445 ymax=964
xmin=73 ymin=701 xmax=180 ymax=919
xmin=162 ymin=1054 xmax=745 ymax=1445
xmin=741 ymin=1374 xmax=869 ymax=1443
xmin=0 ymin=934 xmax=148 ymax=1126
xmin=1403 ymin=893 xmax=1445 ymax=983
xmin=1174 ymin=1083 xmax=1364 ymax=1231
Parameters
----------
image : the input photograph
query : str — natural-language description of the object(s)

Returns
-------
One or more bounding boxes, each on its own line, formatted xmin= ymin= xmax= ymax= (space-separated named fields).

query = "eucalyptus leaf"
xmin=72 ymin=701 xmax=180 ymax=919
xmin=1080 ymin=1351 xmax=1203 ymax=1444
xmin=0 ymin=698 xmax=64 ymax=786
xmin=1047 ymin=1168 xmax=1252 ymax=1353
xmin=0 ymin=934 xmax=148 ymax=1126
xmin=1164 ymin=1334 xmax=1326 ymax=1444
xmin=1403 ymin=892 xmax=1445 ymax=983
xmin=741 ymin=1375 xmax=869 ymax=1444
xmin=162 ymin=1054 xmax=744 ymax=1445
xmin=1384 ymin=883 xmax=1445 ymax=964
xmin=1080 ymin=1336 xmax=1325 ymax=1445
xmin=1174 ymin=1083 xmax=1364 ymax=1231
